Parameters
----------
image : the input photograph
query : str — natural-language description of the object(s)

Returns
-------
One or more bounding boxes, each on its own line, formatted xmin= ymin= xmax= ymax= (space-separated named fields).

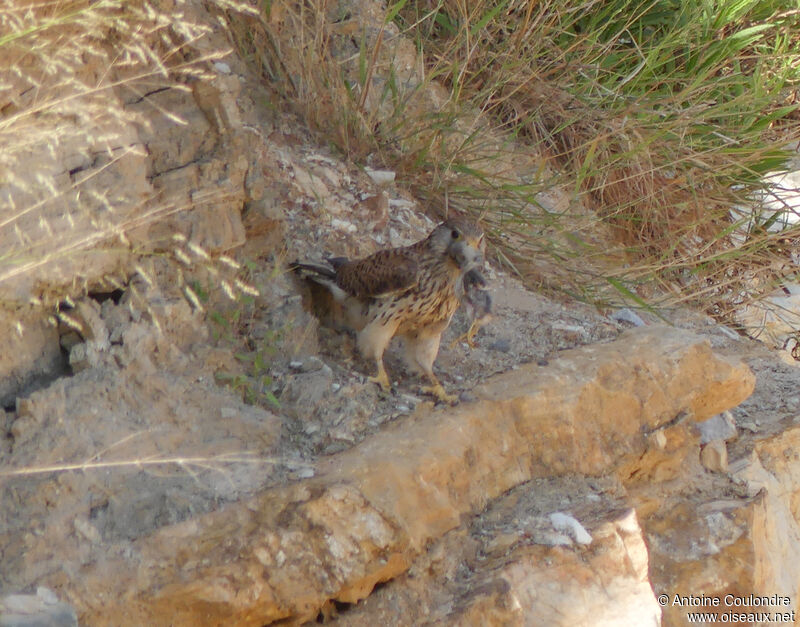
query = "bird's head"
xmin=428 ymin=218 xmax=485 ymax=272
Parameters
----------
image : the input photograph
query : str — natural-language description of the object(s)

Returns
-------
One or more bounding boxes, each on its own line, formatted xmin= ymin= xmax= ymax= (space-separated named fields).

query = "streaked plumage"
xmin=291 ymin=217 xmax=485 ymax=403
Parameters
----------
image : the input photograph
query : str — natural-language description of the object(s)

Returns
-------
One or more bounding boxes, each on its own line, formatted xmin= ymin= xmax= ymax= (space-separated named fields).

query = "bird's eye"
xmin=451 ymin=229 xmax=461 ymax=240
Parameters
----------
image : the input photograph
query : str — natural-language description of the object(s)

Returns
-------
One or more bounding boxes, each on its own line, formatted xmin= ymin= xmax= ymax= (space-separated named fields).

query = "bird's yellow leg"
xmin=368 ymin=360 xmax=391 ymax=392
xmin=448 ymin=333 xmax=465 ymax=350
xmin=449 ymin=321 xmax=480 ymax=349
xmin=421 ymin=374 xmax=458 ymax=405
xmin=465 ymin=321 xmax=479 ymax=347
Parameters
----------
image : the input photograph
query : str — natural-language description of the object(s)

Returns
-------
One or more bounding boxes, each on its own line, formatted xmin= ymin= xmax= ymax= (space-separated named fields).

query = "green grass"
xmin=5 ymin=0 xmax=800 ymax=336
xmin=237 ymin=0 xmax=800 ymax=331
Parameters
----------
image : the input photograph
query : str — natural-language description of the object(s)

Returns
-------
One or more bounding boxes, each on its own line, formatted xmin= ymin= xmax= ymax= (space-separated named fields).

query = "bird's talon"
xmin=368 ymin=373 xmax=391 ymax=392
xmin=449 ymin=327 xmax=478 ymax=350
xmin=421 ymin=383 xmax=458 ymax=405
xmin=465 ymin=321 xmax=483 ymax=347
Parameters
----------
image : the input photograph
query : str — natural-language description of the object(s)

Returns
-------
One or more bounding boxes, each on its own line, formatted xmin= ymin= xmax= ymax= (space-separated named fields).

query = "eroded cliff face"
xmin=2 ymin=2 xmax=800 ymax=627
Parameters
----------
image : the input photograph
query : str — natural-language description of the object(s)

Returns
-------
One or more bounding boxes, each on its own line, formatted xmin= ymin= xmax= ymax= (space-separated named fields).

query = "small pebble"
xmin=717 ymin=325 xmax=741 ymax=340
xmin=700 ymin=440 xmax=729 ymax=473
xmin=537 ymin=531 xmax=573 ymax=547
xmin=298 ymin=356 xmax=324 ymax=373
xmin=549 ymin=512 xmax=592 ymax=545
xmin=610 ymin=308 xmax=646 ymax=327
xmin=489 ymin=338 xmax=512 ymax=352
xmin=697 ymin=411 xmax=737 ymax=444
xmin=331 ymin=218 xmax=357 ymax=233
xmin=364 ymin=167 xmax=396 ymax=185
xmin=36 ymin=588 xmax=59 ymax=605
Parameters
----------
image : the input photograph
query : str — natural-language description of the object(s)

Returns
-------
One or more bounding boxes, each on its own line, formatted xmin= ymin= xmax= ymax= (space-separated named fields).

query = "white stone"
xmin=716 ymin=325 xmax=741 ymax=340
xmin=549 ymin=512 xmax=592 ymax=545
xmin=538 ymin=530 xmax=573 ymax=546
xmin=364 ymin=167 xmax=396 ymax=185
xmin=610 ymin=308 xmax=646 ymax=327
xmin=697 ymin=411 xmax=737 ymax=444
xmin=3 ymin=594 xmax=44 ymax=614
xmin=36 ymin=588 xmax=59 ymax=605
xmin=74 ymin=517 xmax=102 ymax=544
xmin=330 ymin=218 xmax=357 ymax=233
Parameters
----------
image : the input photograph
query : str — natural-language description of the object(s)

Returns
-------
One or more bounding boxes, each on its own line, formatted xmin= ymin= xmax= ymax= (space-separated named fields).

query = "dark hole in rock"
xmin=313 ymin=597 xmax=361 ymax=623
xmin=88 ymin=288 xmax=125 ymax=305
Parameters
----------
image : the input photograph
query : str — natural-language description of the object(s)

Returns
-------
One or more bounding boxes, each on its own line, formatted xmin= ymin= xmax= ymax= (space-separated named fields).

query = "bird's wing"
xmin=335 ymin=248 xmax=419 ymax=299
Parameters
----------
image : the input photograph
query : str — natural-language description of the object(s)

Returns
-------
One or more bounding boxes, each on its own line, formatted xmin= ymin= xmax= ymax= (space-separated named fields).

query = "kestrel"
xmin=451 ymin=268 xmax=492 ymax=348
xmin=291 ymin=217 xmax=485 ymax=403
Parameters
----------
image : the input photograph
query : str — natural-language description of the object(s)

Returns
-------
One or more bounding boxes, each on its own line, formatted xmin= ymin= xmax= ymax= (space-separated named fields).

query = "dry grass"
xmin=5 ymin=0 xmax=800 ymax=334
xmin=233 ymin=0 xmax=800 ymax=335
xmin=0 ymin=450 xmax=307 ymax=480
xmin=0 ymin=0 xmax=254 ymax=306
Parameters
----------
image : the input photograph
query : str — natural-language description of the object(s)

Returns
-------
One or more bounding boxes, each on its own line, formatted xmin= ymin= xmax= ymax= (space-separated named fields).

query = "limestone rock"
xmin=444 ymin=510 xmax=661 ymax=627
xmin=646 ymin=422 xmax=800 ymax=626
xmin=0 ymin=587 xmax=77 ymax=627
xmin=3 ymin=3 xmax=797 ymax=626
xmin=610 ymin=307 xmax=647 ymax=327
xmin=0 ymin=2 xmax=263 ymax=307
xmin=1 ymin=289 xmax=283 ymax=603
xmin=363 ymin=168 xmax=396 ymax=186
xmin=700 ymin=440 xmax=729 ymax=473
xmin=0 ymin=310 xmax=63 ymax=407
xmin=697 ymin=410 xmax=738 ymax=444
xmin=335 ymin=478 xmax=660 ymax=627
xmin=549 ymin=512 xmax=593 ymax=545
xmin=50 ymin=326 xmax=752 ymax=625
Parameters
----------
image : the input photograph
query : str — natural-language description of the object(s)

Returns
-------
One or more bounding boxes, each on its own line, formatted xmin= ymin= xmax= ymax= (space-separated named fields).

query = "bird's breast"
xmin=370 ymin=270 xmax=460 ymax=332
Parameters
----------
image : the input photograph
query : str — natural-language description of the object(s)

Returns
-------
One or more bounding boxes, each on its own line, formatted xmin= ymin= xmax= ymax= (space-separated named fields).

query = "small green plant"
xmin=214 ymin=331 xmax=283 ymax=410
xmin=215 ymin=369 xmax=281 ymax=409
xmin=190 ymin=281 xmax=211 ymax=304
xmin=204 ymin=250 xmax=289 ymax=411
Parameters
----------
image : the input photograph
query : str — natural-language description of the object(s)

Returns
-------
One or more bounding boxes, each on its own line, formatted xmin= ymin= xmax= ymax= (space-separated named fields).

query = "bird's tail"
xmin=289 ymin=260 xmax=351 ymax=304
xmin=288 ymin=260 xmax=337 ymax=281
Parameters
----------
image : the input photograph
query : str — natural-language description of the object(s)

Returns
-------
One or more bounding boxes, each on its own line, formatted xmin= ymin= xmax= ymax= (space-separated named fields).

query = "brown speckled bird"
xmin=291 ymin=218 xmax=485 ymax=403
